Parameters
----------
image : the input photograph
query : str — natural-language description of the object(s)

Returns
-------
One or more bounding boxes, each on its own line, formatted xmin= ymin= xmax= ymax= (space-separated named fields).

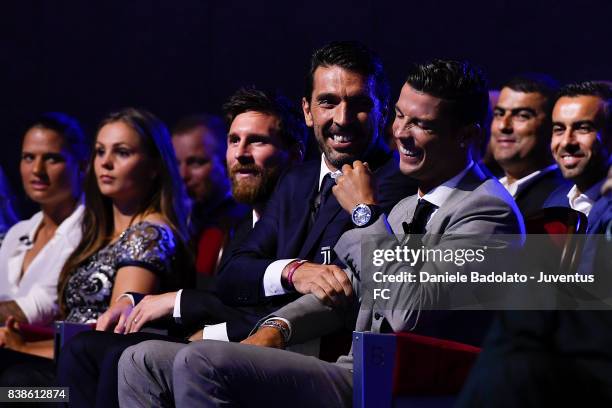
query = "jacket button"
xmin=374 ymin=312 xmax=382 ymax=320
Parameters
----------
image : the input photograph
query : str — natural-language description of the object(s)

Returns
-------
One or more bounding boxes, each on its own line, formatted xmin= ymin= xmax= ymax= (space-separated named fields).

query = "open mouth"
xmin=397 ymin=142 xmax=423 ymax=161
xmin=327 ymin=133 xmax=356 ymax=150
xmin=559 ymin=153 xmax=584 ymax=167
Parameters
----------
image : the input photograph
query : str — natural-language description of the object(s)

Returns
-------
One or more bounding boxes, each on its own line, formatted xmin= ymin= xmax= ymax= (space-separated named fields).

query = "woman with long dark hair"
xmin=0 ymin=108 xmax=191 ymax=385
xmin=0 ymin=113 xmax=86 ymax=326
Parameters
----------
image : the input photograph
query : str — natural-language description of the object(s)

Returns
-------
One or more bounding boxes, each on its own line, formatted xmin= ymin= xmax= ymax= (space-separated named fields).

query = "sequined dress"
xmin=63 ymin=221 xmax=176 ymax=323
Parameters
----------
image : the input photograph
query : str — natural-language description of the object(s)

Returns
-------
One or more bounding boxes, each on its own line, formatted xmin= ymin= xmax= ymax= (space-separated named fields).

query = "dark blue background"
xmin=2 ymin=0 xmax=610 ymax=215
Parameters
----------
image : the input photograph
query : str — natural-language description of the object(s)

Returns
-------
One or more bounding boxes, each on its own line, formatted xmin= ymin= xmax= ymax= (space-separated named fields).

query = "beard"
xmin=229 ymin=163 xmax=281 ymax=205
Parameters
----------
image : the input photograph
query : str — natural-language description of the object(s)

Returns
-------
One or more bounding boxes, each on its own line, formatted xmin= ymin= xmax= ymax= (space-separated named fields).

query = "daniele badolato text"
xmin=369 ymin=245 xmax=594 ymax=300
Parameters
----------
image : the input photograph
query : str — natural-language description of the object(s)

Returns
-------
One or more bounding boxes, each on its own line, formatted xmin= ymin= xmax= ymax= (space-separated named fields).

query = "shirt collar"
xmin=420 ymin=161 xmax=474 ymax=208
xmin=499 ymin=164 xmax=558 ymax=197
xmin=319 ymin=154 xmax=336 ymax=191
xmin=567 ymin=179 xmax=605 ymax=203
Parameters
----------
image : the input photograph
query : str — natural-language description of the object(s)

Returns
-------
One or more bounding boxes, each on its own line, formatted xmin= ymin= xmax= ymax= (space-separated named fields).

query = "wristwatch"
xmin=351 ymin=204 xmax=381 ymax=227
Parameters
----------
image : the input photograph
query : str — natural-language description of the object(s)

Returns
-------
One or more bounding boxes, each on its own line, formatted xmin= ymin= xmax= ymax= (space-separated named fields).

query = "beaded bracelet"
xmin=260 ymin=319 xmax=290 ymax=346
xmin=286 ymin=259 xmax=307 ymax=290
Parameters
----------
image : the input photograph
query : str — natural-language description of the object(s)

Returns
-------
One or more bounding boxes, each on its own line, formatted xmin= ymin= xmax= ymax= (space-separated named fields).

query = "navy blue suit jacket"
xmin=216 ymin=148 xmax=417 ymax=307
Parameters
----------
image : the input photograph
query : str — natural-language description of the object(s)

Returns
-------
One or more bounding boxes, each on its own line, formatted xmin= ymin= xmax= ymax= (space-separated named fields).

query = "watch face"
xmin=352 ymin=204 xmax=372 ymax=227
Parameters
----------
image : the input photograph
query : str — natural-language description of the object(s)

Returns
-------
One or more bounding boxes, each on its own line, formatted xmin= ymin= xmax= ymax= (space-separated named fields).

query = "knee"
xmin=173 ymin=341 xmax=231 ymax=378
xmin=118 ymin=343 xmax=147 ymax=380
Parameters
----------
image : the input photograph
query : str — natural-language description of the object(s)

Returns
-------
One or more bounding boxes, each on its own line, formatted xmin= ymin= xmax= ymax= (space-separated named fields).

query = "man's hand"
xmin=240 ymin=325 xmax=285 ymax=349
xmin=124 ymin=291 xmax=177 ymax=333
xmin=0 ymin=316 xmax=25 ymax=352
xmin=286 ymin=262 xmax=353 ymax=306
xmin=333 ymin=161 xmax=377 ymax=213
xmin=96 ymin=296 xmax=134 ymax=333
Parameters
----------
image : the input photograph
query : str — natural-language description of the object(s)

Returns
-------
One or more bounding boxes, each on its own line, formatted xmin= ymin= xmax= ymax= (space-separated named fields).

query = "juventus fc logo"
xmin=321 ymin=246 xmax=331 ymax=264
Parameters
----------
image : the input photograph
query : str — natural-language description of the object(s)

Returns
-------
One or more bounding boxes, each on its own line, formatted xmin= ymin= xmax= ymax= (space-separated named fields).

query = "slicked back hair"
xmin=405 ymin=59 xmax=489 ymax=128
xmin=305 ymin=41 xmax=390 ymax=111
xmin=223 ymin=86 xmax=306 ymax=150
xmin=27 ymin=112 xmax=88 ymax=163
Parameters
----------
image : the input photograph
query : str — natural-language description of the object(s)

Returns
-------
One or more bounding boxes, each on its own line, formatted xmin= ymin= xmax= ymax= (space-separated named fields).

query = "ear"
xmin=302 ymin=97 xmax=314 ymax=128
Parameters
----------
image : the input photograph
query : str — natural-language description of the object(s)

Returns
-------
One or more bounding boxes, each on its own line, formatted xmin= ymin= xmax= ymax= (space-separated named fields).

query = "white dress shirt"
xmin=262 ymin=155 xmax=335 ymax=297
xmin=567 ymin=180 xmax=605 ymax=217
xmin=0 ymin=204 xmax=84 ymax=324
xmin=499 ymin=164 xmax=558 ymax=198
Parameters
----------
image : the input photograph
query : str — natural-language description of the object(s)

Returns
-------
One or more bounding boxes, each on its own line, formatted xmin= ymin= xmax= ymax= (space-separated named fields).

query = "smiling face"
xmin=226 ymin=111 xmax=290 ymax=204
xmin=393 ymin=83 xmax=469 ymax=193
xmin=94 ymin=121 xmax=157 ymax=207
xmin=20 ymin=127 xmax=81 ymax=208
xmin=490 ymin=88 xmax=550 ymax=177
xmin=302 ymin=65 xmax=383 ymax=170
xmin=551 ymin=95 xmax=611 ymax=190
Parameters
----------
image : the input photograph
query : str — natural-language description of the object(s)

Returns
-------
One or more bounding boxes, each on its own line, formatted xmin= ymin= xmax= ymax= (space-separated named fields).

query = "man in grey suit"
xmin=117 ymin=60 xmax=524 ymax=408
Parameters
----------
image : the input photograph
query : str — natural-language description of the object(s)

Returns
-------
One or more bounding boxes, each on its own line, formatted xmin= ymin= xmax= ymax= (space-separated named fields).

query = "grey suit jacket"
xmin=267 ymin=165 xmax=525 ymax=366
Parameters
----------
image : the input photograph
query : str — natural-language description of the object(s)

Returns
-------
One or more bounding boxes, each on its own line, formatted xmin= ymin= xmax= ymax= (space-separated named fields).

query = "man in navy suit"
xmin=545 ymin=81 xmax=612 ymax=219
xmin=57 ymin=87 xmax=308 ymax=408
xmin=489 ymin=74 xmax=569 ymax=216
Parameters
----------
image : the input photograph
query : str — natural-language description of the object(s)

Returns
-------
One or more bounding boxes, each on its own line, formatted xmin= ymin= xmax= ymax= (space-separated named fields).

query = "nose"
xmin=234 ymin=139 xmax=252 ymax=163
xmin=333 ymin=102 xmax=352 ymax=128
xmin=497 ymin=113 xmax=513 ymax=134
xmin=32 ymin=157 xmax=45 ymax=176
xmin=99 ymin=151 xmax=113 ymax=170
xmin=558 ymin=129 xmax=577 ymax=148
xmin=392 ymin=117 xmax=413 ymax=139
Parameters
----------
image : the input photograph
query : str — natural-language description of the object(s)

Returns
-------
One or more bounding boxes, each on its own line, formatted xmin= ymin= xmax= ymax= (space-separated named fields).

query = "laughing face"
xmin=392 ymin=83 xmax=468 ymax=193
xmin=302 ymin=65 xmax=384 ymax=170
xmin=551 ymin=95 xmax=611 ymax=188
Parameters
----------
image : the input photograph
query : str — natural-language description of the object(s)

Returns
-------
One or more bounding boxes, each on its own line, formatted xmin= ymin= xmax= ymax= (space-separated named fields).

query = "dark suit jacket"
xmin=216 ymin=147 xmax=417 ymax=308
xmin=514 ymin=168 xmax=570 ymax=217
xmin=543 ymin=183 xmax=573 ymax=208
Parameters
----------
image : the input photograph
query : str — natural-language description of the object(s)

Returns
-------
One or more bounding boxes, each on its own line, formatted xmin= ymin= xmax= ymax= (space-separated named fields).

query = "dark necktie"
xmin=406 ymin=199 xmax=436 ymax=234
xmin=402 ymin=199 xmax=436 ymax=249
xmin=309 ymin=174 xmax=335 ymax=230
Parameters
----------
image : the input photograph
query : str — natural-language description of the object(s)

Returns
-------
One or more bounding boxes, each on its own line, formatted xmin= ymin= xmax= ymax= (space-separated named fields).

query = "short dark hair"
xmin=172 ymin=114 xmax=227 ymax=161
xmin=503 ymin=73 xmax=560 ymax=115
xmin=558 ymin=81 xmax=612 ymax=130
xmin=27 ymin=112 xmax=88 ymax=162
xmin=305 ymin=41 xmax=390 ymax=109
xmin=405 ymin=59 xmax=489 ymax=127
xmin=223 ymin=87 xmax=306 ymax=149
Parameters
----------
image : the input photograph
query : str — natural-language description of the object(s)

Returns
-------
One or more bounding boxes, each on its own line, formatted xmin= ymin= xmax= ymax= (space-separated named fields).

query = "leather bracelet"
xmin=260 ymin=319 xmax=290 ymax=347
xmin=285 ymin=259 xmax=307 ymax=290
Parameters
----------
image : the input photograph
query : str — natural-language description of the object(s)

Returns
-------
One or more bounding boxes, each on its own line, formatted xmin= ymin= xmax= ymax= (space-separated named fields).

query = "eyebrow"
xmin=494 ymin=106 xmax=538 ymax=115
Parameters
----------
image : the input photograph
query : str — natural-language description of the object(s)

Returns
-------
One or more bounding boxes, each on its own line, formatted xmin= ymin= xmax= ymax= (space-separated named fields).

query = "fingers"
xmin=331 ymin=267 xmax=353 ymax=299
xmin=114 ymin=312 xmax=127 ymax=334
xmin=5 ymin=316 xmax=17 ymax=331
xmin=96 ymin=314 xmax=109 ymax=331
xmin=128 ymin=309 xmax=147 ymax=333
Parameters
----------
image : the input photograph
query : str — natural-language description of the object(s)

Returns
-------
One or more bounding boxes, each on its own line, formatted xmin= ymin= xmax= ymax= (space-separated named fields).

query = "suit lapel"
xmin=298 ymin=195 xmax=343 ymax=260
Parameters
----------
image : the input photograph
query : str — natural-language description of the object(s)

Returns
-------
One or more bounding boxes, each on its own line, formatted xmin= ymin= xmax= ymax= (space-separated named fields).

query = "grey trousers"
xmin=118 ymin=339 xmax=353 ymax=408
